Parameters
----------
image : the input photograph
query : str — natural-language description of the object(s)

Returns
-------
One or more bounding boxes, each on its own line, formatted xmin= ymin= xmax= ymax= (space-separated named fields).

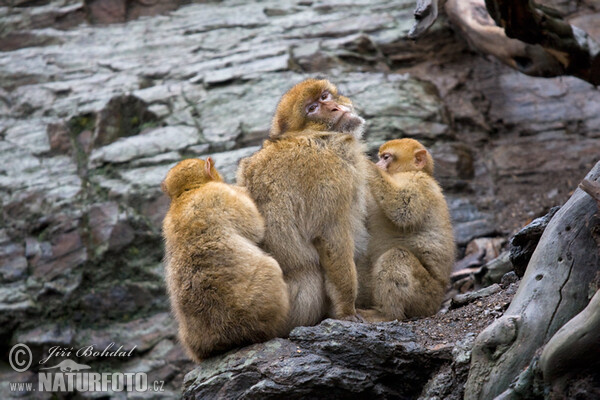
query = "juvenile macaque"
xmin=237 ymin=78 xmax=369 ymax=331
xmin=357 ymin=138 xmax=455 ymax=321
xmin=162 ymin=158 xmax=289 ymax=361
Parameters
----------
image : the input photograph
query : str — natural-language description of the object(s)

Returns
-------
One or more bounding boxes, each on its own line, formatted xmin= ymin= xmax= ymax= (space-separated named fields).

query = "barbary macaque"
xmin=162 ymin=157 xmax=289 ymax=361
xmin=237 ymin=78 xmax=370 ymax=331
xmin=357 ymin=138 xmax=455 ymax=321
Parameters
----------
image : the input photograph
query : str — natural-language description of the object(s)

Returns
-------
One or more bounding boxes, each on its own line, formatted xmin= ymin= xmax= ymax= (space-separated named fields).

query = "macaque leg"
xmin=313 ymin=231 xmax=359 ymax=321
xmin=369 ymin=247 xmax=444 ymax=321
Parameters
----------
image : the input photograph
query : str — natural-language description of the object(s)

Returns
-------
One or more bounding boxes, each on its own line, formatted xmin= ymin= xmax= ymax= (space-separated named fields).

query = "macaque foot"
xmin=338 ymin=313 xmax=367 ymax=323
xmin=356 ymin=308 xmax=392 ymax=323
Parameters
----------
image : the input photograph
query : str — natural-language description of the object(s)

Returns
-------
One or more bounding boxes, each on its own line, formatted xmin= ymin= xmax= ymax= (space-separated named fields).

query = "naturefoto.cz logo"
xmin=8 ymin=343 xmax=165 ymax=394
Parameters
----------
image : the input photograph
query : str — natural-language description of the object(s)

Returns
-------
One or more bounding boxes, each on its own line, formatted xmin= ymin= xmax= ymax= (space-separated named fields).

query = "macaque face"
xmin=376 ymin=139 xmax=434 ymax=176
xmin=376 ymin=150 xmax=413 ymax=174
xmin=304 ymin=86 xmax=364 ymax=135
xmin=270 ymin=79 xmax=365 ymax=138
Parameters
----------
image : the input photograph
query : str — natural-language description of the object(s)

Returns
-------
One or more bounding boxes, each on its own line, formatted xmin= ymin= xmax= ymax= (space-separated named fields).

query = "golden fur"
xmin=237 ymin=79 xmax=369 ymax=331
xmin=162 ymin=158 xmax=289 ymax=361
xmin=357 ymin=139 xmax=455 ymax=321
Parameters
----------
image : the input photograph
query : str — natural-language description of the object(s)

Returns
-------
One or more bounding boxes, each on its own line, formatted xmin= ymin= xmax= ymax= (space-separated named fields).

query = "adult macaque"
xmin=358 ymin=138 xmax=455 ymax=321
xmin=237 ymin=78 xmax=369 ymax=331
xmin=162 ymin=158 xmax=289 ymax=361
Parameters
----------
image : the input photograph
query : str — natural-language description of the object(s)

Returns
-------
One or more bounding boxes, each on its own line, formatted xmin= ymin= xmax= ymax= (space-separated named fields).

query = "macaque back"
xmin=162 ymin=158 xmax=289 ymax=361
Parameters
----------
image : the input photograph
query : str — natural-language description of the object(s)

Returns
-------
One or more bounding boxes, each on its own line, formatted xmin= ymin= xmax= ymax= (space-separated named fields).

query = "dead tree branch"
xmin=485 ymin=0 xmax=600 ymax=85
xmin=464 ymin=161 xmax=600 ymax=399
xmin=409 ymin=0 xmax=600 ymax=85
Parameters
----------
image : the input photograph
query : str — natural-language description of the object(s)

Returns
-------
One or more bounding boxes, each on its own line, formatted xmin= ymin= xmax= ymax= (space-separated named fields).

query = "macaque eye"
xmin=321 ymin=92 xmax=331 ymax=101
xmin=307 ymin=103 xmax=318 ymax=114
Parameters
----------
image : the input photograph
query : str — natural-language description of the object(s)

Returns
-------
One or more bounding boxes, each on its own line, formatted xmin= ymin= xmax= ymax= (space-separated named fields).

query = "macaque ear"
xmin=205 ymin=157 xmax=215 ymax=179
xmin=414 ymin=149 xmax=428 ymax=170
xmin=160 ymin=180 xmax=168 ymax=195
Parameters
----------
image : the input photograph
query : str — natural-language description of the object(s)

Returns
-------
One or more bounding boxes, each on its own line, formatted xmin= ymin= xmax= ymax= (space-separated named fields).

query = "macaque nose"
xmin=327 ymin=103 xmax=340 ymax=112
xmin=375 ymin=159 xmax=387 ymax=170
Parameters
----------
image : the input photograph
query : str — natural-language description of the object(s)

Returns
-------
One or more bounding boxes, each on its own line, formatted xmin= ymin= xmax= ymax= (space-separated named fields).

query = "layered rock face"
xmin=1 ymin=0 xmax=599 ymax=398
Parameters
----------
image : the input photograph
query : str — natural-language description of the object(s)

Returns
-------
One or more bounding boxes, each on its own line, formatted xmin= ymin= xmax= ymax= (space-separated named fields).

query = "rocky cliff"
xmin=1 ymin=0 xmax=599 ymax=398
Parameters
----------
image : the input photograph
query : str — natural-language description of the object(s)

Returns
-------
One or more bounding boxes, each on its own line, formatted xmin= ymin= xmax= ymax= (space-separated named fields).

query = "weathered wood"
xmin=580 ymin=178 xmax=600 ymax=206
xmin=445 ymin=0 xmax=564 ymax=78
xmin=540 ymin=289 xmax=600 ymax=392
xmin=451 ymin=283 xmax=501 ymax=309
xmin=464 ymin=161 xmax=600 ymax=399
xmin=485 ymin=0 xmax=600 ymax=85
xmin=409 ymin=0 xmax=600 ymax=85
xmin=408 ymin=0 xmax=443 ymax=39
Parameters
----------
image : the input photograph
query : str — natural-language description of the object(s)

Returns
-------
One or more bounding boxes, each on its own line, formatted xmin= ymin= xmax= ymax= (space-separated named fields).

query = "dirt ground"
xmin=405 ymin=282 xmax=518 ymax=347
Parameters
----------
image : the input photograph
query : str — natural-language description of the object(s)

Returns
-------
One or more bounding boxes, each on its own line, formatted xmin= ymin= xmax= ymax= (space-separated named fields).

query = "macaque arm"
xmin=369 ymin=166 xmax=432 ymax=230
xmin=313 ymin=230 xmax=359 ymax=320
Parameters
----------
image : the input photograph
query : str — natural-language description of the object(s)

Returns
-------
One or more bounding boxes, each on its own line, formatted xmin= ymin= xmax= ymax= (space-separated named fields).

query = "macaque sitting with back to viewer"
xmin=237 ymin=78 xmax=370 ymax=332
xmin=161 ymin=157 xmax=289 ymax=362
xmin=357 ymin=138 xmax=455 ymax=322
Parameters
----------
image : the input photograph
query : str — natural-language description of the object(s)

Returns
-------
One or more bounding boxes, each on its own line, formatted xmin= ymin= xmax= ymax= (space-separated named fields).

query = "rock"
xmin=420 ymin=334 xmax=477 ymax=400
xmin=46 ymin=122 xmax=72 ymax=155
xmin=447 ymin=198 xmax=497 ymax=246
xmin=1 ymin=0 xmax=599 ymax=398
xmin=500 ymin=271 xmax=519 ymax=287
xmin=453 ymin=251 xmax=485 ymax=275
xmin=94 ymin=94 xmax=159 ymax=148
xmin=465 ymin=237 xmax=506 ymax=264
xmin=431 ymin=142 xmax=475 ymax=190
xmin=0 ymin=255 xmax=28 ymax=283
xmin=451 ymin=284 xmax=502 ymax=309
xmin=0 ymin=239 xmax=28 ymax=282
xmin=183 ymin=283 xmax=517 ymax=400
xmin=31 ymin=229 xmax=87 ymax=281
xmin=89 ymin=126 xmax=200 ymax=167
xmin=88 ymin=202 xmax=119 ymax=247
xmin=88 ymin=202 xmax=135 ymax=254
xmin=75 ymin=312 xmax=176 ymax=356
xmin=349 ymin=74 xmax=452 ymax=148
xmin=509 ymin=206 xmax=560 ymax=277
xmin=85 ymin=0 xmax=127 ymax=24
xmin=183 ymin=320 xmax=455 ymax=399
xmin=15 ymin=323 xmax=75 ymax=346
xmin=0 ymin=32 xmax=63 ymax=52
xmin=476 ymin=252 xmax=513 ymax=287
xmin=77 ymin=282 xmax=162 ymax=323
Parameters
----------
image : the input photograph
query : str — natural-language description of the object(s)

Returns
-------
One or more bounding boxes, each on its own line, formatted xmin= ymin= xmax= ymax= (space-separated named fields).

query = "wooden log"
xmin=464 ymin=161 xmax=600 ymax=399
xmin=484 ymin=0 xmax=600 ymax=85
xmin=409 ymin=0 xmax=600 ymax=85
xmin=445 ymin=0 xmax=564 ymax=78
xmin=540 ymin=289 xmax=600 ymax=393
xmin=408 ymin=0 xmax=442 ymax=39
xmin=580 ymin=179 xmax=600 ymax=207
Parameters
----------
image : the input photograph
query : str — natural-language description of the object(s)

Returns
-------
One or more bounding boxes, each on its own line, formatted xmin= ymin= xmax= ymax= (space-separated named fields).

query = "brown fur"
xmin=162 ymin=158 xmax=289 ymax=362
xmin=357 ymin=138 xmax=455 ymax=321
xmin=237 ymin=79 xmax=369 ymax=331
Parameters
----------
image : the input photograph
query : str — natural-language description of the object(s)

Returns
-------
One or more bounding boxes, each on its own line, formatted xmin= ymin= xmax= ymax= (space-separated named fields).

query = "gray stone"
xmin=447 ymin=197 xmax=497 ymax=246
xmin=183 ymin=319 xmax=460 ymax=399
xmin=129 ymin=151 xmax=182 ymax=167
xmin=1 ymin=0 xmax=599 ymax=398
xmin=16 ymin=324 xmax=75 ymax=346
xmin=509 ymin=206 xmax=560 ymax=277
xmin=0 ymin=256 xmax=28 ymax=282
xmin=89 ymin=126 xmax=200 ymax=167
xmin=118 ymin=163 xmax=175 ymax=189
xmin=75 ymin=312 xmax=176 ymax=355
